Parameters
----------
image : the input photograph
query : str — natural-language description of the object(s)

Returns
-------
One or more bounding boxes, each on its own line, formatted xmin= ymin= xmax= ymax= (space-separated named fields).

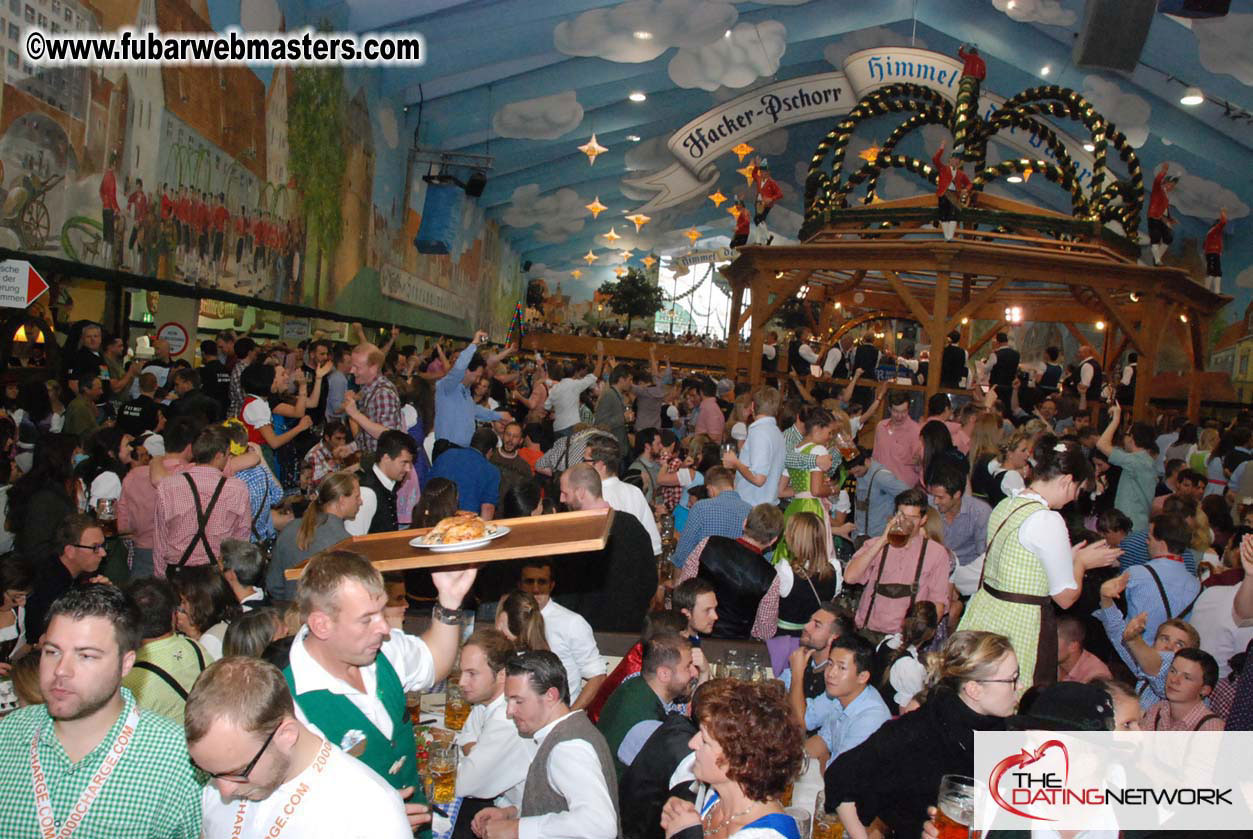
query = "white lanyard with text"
xmin=29 ymin=707 xmax=141 ymax=839
xmin=229 ymin=739 xmax=334 ymax=839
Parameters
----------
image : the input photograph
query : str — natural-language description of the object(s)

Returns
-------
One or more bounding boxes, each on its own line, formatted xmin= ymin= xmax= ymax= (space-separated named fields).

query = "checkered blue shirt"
xmin=236 ymin=464 xmax=283 ymax=543
xmin=672 ymin=490 xmax=751 ymax=568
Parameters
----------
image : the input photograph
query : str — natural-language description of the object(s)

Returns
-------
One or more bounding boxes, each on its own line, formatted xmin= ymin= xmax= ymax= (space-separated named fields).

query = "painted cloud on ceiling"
xmin=1081 ymin=76 xmax=1150 ymax=149
xmin=1192 ymin=14 xmax=1253 ymax=86
xmin=823 ymin=27 xmax=928 ymax=69
xmin=241 ymin=0 xmax=282 ymax=31
xmin=554 ymin=0 xmax=738 ymax=63
xmin=1161 ymin=163 xmax=1250 ymax=222
xmin=669 ymin=20 xmax=787 ymax=91
xmin=624 ymin=135 xmax=674 ymax=172
xmin=493 ymin=91 xmax=585 ymax=140
xmin=1236 ymin=266 xmax=1253 ymax=290
xmin=991 ymin=0 xmax=1077 ymax=27
xmin=501 ymin=184 xmax=588 ymax=243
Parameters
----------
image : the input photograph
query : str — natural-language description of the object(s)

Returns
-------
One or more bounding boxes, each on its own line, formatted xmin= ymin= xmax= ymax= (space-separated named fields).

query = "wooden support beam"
xmin=1089 ymin=286 xmax=1147 ymax=357
xmin=1062 ymin=321 xmax=1090 ymax=349
xmin=883 ymin=271 xmax=935 ymax=331
xmin=757 ymin=269 xmax=816 ymax=326
xmin=1106 ymin=334 xmax=1131 ymax=374
xmin=944 ymin=276 xmax=1010 ymax=333
xmin=970 ymin=320 xmax=1007 ymax=356
xmin=1133 ymin=302 xmax=1171 ymax=422
xmin=726 ymin=278 xmax=745 ymax=376
xmin=1188 ymin=313 xmax=1210 ymax=423
xmin=748 ymin=271 xmax=769 ymax=386
xmin=926 ymin=271 xmax=950 ymax=404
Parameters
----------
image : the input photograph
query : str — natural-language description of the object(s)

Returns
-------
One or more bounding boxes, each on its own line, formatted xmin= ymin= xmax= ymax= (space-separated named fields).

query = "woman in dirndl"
xmin=957 ymin=436 xmax=1122 ymax=692
xmin=774 ymin=406 xmax=840 ymax=568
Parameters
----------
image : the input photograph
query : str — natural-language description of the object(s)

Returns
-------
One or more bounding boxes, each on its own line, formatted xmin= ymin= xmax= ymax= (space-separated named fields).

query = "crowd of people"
xmin=1 ymin=317 xmax=1253 ymax=839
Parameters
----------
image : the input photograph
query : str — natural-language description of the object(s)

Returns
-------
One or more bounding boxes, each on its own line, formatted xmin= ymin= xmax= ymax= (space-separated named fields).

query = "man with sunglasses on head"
xmin=0 ymin=585 xmax=202 ymax=837
xmin=24 ymin=513 xmax=111 ymax=645
xmin=187 ymin=656 xmax=412 ymax=839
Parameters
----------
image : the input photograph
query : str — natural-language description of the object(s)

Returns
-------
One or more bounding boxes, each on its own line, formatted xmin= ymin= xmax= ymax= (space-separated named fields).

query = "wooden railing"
xmin=523 ymin=332 xmax=751 ymax=375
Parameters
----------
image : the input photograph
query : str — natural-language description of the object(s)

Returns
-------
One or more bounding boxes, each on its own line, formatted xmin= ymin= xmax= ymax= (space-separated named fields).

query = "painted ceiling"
xmin=264 ymin=0 xmax=1253 ymax=305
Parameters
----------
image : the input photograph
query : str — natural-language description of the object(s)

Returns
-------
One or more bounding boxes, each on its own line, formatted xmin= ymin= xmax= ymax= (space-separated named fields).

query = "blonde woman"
xmin=1192 ymin=427 xmax=1219 ymax=474
xmin=266 ymin=471 xmax=361 ymax=601
xmin=495 ymin=589 xmax=550 ymax=652
xmin=825 ymin=631 xmax=1018 ymax=839
xmin=775 ymin=511 xmax=845 ymax=636
xmin=970 ymin=427 xmax=1032 ymax=508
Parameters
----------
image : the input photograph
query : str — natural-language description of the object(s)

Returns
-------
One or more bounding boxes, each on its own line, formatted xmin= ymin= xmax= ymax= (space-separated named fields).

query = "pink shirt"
xmin=924 ymin=416 xmax=971 ymax=455
xmin=1142 ymin=700 xmax=1225 ymax=731
xmin=1059 ymin=649 xmax=1112 ymax=684
xmin=694 ymin=396 xmax=726 ymax=439
xmin=872 ymin=416 xmax=922 ymax=486
xmin=153 ymin=465 xmax=251 ymax=578
xmin=849 ymin=533 xmax=950 ymax=634
xmin=118 ymin=467 xmax=158 ymax=549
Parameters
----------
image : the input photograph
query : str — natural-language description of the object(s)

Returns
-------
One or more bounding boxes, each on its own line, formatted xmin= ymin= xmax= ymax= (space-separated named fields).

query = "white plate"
xmin=409 ymin=525 xmax=511 ymax=552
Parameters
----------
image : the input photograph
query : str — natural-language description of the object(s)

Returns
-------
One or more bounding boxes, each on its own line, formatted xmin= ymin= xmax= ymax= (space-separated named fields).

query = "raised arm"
xmin=1096 ymin=403 xmax=1120 ymax=457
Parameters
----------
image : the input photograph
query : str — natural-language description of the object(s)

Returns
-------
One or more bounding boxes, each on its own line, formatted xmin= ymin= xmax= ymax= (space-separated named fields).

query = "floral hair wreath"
xmin=220 ymin=418 xmax=249 ymax=456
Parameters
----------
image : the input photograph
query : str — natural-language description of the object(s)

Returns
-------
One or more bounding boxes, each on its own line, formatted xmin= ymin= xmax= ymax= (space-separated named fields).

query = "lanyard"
xmin=230 ymin=739 xmax=333 ymax=839
xmin=30 ymin=707 xmax=141 ymax=839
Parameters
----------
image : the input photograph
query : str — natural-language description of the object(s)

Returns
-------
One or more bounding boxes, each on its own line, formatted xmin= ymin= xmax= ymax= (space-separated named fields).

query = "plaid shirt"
xmin=304 ymin=440 xmax=357 ymax=486
xmin=228 ymin=361 xmax=247 ymax=420
xmin=354 ymin=375 xmax=403 ymax=454
xmin=0 ymin=688 xmax=202 ymax=838
xmin=535 ymin=429 xmax=606 ymax=476
xmin=236 ymin=464 xmax=284 ymax=543
xmin=677 ymin=535 xmax=778 ymax=640
xmin=672 ymin=490 xmax=750 ymax=568
xmin=154 ymin=465 xmax=251 ymax=577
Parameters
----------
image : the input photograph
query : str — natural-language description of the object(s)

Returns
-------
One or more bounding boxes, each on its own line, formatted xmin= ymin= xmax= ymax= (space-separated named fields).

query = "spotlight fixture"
xmin=1129 ymin=292 xmax=1140 ymax=302
xmin=724 ymin=29 xmax=732 ymax=38
xmin=633 ymin=30 xmax=653 ymax=40
xmin=1007 ymin=175 xmax=1023 ymax=183
xmin=960 ymin=317 xmax=969 ymax=325
xmin=626 ymin=134 xmax=641 ymax=142
xmin=1095 ymin=320 xmax=1106 ymax=331
xmin=1180 ymin=86 xmax=1204 ymax=106
xmin=628 ymin=92 xmax=647 ymax=103
xmin=1083 ymin=142 xmax=1096 ymax=152
xmin=1005 ymin=306 xmax=1023 ymax=324
xmin=1040 ymin=65 xmax=1051 ymax=76
xmin=1179 ymin=313 xmax=1189 ymax=323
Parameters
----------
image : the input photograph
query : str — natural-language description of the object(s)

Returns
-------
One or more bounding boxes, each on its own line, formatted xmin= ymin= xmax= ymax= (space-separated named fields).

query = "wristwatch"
xmin=431 ymin=604 xmax=463 ymax=626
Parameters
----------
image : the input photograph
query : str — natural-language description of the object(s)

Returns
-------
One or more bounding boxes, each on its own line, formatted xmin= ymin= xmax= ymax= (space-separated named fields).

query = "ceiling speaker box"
xmin=465 ymin=171 xmax=487 ymax=198
xmin=1073 ymin=0 xmax=1157 ymax=72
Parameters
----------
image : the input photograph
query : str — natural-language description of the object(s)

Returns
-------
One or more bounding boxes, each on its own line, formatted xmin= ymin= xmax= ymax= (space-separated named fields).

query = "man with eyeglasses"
xmin=0 ymin=584 xmax=203 ymax=837
xmin=188 ymin=656 xmax=412 ymax=839
xmin=24 ymin=513 xmax=111 ymax=645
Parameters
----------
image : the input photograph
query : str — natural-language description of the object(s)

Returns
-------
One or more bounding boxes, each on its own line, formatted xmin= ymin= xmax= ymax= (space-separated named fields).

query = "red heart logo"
xmin=988 ymin=739 xmax=1069 ymax=821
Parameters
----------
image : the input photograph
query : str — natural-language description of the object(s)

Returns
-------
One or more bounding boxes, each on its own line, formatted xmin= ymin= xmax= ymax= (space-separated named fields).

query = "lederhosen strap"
xmin=863 ymin=536 xmax=929 ymax=629
xmin=1143 ymin=563 xmax=1203 ymax=621
xmin=977 ymin=499 xmax=1058 ymax=687
xmin=177 ymin=473 xmax=228 ymax=568
xmin=132 ymin=637 xmax=205 ymax=699
xmin=857 ymin=467 xmax=881 ymax=537
xmin=250 ymin=472 xmax=274 ymax=543
xmin=1192 ymin=714 xmax=1221 ymax=731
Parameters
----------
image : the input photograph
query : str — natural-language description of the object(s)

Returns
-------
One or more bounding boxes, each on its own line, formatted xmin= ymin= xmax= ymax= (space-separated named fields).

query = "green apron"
xmin=284 ymin=652 xmax=427 ymax=835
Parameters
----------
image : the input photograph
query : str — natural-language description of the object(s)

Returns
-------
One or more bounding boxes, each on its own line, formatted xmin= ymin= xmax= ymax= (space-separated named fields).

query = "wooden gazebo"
xmin=721 ymin=193 xmax=1228 ymax=422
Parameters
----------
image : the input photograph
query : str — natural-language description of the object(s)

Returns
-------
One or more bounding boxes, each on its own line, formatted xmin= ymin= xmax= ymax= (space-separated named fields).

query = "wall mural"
xmin=0 ymin=0 xmax=522 ymax=339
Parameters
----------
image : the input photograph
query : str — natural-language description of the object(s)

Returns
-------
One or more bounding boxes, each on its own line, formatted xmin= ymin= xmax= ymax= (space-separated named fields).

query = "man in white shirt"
xmin=1188 ymin=582 xmax=1253 ymax=681
xmin=345 ymin=431 xmax=417 ymax=535
xmin=544 ymin=346 xmax=605 ymax=435
xmin=472 ymin=651 xmax=619 ymax=839
xmin=518 ymin=559 xmax=607 ymax=710
xmin=721 ymin=385 xmax=785 ymax=506
xmin=584 ymin=433 xmax=662 ymax=556
xmin=454 ymin=628 xmax=538 ymax=823
xmin=285 ymin=550 xmax=476 ymax=826
xmin=187 ymin=656 xmax=413 ymax=839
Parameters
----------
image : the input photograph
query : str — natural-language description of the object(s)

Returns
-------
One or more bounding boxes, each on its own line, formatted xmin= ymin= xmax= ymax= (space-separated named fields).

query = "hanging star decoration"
xmin=731 ymin=142 xmax=754 ymax=162
xmin=585 ymin=196 xmax=607 ymax=218
xmin=625 ymin=213 xmax=650 ymax=232
xmin=857 ymin=142 xmax=883 ymax=163
xmin=726 ymin=204 xmax=740 ymax=220
xmin=583 ymin=250 xmax=598 ymax=264
xmin=642 ymin=255 xmax=656 ymax=269
xmin=570 ymin=269 xmax=583 ymax=279
xmin=685 ymin=229 xmax=702 ymax=244
xmin=614 ymin=266 xmax=627 ymax=278
xmin=601 ymin=227 xmax=622 ymax=244
xmin=708 ymin=190 xmax=727 ymax=207
xmin=619 ymin=248 xmax=634 ymax=261
xmin=578 ymin=134 xmax=608 ymax=165
xmin=1022 ymin=166 xmax=1033 ymax=182
xmin=736 ymin=164 xmax=755 ymax=185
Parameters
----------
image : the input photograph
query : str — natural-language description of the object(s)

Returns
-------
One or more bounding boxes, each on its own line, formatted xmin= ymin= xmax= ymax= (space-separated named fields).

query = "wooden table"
xmin=283 ymin=508 xmax=615 ymax=579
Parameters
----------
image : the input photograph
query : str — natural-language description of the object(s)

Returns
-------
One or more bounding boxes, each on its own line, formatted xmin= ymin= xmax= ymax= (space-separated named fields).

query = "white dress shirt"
xmin=345 ymin=464 xmax=397 ymax=536
xmin=540 ymin=600 xmax=607 ymax=702
xmin=822 ymin=346 xmax=843 ymax=376
xmin=600 ymin=475 xmax=662 ymax=555
xmin=287 ymin=626 xmax=435 ymax=742
xmin=517 ymin=711 xmax=618 ymax=839
xmin=545 ymin=375 xmax=597 ymax=430
xmin=201 ymin=740 xmax=411 ymax=839
xmin=1189 ymin=584 xmax=1253 ymax=680
xmin=454 ymin=692 xmax=537 ymax=809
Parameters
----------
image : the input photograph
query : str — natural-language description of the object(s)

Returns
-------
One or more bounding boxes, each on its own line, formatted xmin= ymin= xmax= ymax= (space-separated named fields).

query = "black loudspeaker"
xmin=465 ymin=171 xmax=487 ymax=198
xmin=1073 ymin=0 xmax=1156 ymax=72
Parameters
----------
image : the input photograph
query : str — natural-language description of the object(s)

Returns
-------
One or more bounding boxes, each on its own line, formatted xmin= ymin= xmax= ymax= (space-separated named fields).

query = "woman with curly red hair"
xmin=661 ymin=680 xmax=805 ymax=838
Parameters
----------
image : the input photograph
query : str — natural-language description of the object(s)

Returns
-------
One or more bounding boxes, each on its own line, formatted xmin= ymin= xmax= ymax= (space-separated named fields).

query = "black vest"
xmin=358 ymin=466 xmax=399 ymax=533
xmin=852 ymin=344 xmax=880 ymax=378
xmin=697 ymin=536 xmax=776 ymax=639
xmin=940 ymin=345 xmax=967 ymax=388
xmin=988 ymin=346 xmax=1020 ymax=387
xmin=1038 ymin=362 xmax=1063 ymax=391
xmin=788 ymin=340 xmax=809 ymax=376
xmin=619 ymin=713 xmax=698 ymax=839
xmin=1081 ymin=358 xmax=1103 ymax=397
xmin=829 ymin=346 xmax=849 ymax=380
xmin=970 ymin=454 xmax=1009 ymax=507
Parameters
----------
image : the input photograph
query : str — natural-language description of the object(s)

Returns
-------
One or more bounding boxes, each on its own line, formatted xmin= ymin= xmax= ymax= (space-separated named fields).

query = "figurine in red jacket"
xmin=1147 ymin=162 xmax=1179 ymax=265
xmin=1204 ymin=208 xmax=1227 ymax=293
xmin=932 ymin=141 xmax=972 ymax=241
xmin=731 ymin=199 xmax=750 ymax=248
xmin=750 ymin=157 xmax=783 ymax=244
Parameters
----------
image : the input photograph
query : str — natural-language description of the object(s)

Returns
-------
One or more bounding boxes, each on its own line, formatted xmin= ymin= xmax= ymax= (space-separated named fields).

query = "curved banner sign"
xmin=625 ymin=47 xmax=1099 ymax=212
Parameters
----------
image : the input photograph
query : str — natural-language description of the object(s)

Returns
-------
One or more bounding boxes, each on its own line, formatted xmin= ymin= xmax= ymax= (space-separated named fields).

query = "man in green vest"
xmin=595 ymin=633 xmax=698 ymax=778
xmin=284 ymin=549 xmax=477 ymax=836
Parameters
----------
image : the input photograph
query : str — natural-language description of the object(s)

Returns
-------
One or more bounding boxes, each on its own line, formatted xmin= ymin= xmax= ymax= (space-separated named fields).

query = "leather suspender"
xmin=132 ymin=637 xmax=206 ymax=699
xmin=250 ymin=472 xmax=274 ymax=542
xmin=863 ymin=536 xmax=930 ymax=628
xmin=1143 ymin=564 xmax=1202 ymax=621
xmin=177 ymin=473 xmax=228 ymax=568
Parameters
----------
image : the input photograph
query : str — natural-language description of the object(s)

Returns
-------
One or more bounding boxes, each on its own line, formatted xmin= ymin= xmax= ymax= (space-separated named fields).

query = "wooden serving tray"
xmin=283 ymin=508 xmax=614 ymax=579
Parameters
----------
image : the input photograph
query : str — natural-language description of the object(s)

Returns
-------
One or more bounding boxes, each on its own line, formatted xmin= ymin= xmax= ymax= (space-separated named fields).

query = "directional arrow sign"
xmin=0 ymin=260 xmax=49 ymax=308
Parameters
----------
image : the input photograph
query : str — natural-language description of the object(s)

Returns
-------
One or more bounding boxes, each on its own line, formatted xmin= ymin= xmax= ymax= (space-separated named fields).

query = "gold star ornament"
xmin=708 ymin=190 xmax=727 ymax=207
xmin=579 ymin=134 xmax=608 ymax=165
xmin=585 ymin=196 xmax=607 ymax=218
xmin=583 ymin=250 xmax=598 ymax=264
xmin=642 ymin=255 xmax=656 ymax=269
xmin=570 ymin=269 xmax=583 ymax=279
xmin=857 ymin=142 xmax=883 ymax=163
xmin=602 ymin=227 xmax=622 ymax=244
xmin=619 ymin=249 xmax=634 ymax=261
xmin=736 ymin=164 xmax=755 ymax=185
xmin=614 ymin=266 xmax=627 ymax=278
xmin=685 ymin=229 xmax=702 ymax=244
xmin=625 ymin=213 xmax=651 ymax=232
xmin=731 ymin=142 xmax=754 ymax=162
